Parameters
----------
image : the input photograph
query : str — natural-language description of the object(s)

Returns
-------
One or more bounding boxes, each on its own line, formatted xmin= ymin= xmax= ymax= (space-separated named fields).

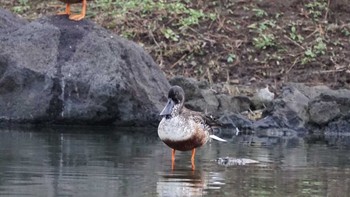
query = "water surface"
xmin=0 ymin=127 xmax=349 ymax=197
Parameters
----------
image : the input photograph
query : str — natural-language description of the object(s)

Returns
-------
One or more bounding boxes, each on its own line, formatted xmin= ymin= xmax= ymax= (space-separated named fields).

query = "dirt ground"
xmin=1 ymin=0 xmax=350 ymax=91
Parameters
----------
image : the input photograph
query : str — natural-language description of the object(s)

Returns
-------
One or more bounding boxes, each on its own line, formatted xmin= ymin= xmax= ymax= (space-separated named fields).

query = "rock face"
xmin=0 ymin=9 xmax=170 ymax=125
xmin=309 ymin=101 xmax=340 ymax=125
xmin=172 ymin=78 xmax=350 ymax=139
xmin=256 ymin=83 xmax=350 ymax=135
xmin=253 ymin=85 xmax=310 ymax=134
xmin=0 ymin=8 xmax=27 ymax=34
xmin=169 ymin=76 xmax=254 ymax=116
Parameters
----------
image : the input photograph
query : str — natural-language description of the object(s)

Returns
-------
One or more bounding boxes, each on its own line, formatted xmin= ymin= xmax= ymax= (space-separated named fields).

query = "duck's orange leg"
xmin=171 ymin=149 xmax=176 ymax=170
xmin=69 ymin=0 xmax=87 ymax=21
xmin=191 ymin=148 xmax=196 ymax=170
xmin=57 ymin=3 xmax=71 ymax=15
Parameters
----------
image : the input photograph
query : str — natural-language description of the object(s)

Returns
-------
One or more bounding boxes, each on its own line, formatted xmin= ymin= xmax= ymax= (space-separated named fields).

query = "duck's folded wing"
xmin=184 ymin=108 xmax=222 ymax=127
xmin=202 ymin=114 xmax=222 ymax=127
xmin=185 ymin=109 xmax=227 ymax=142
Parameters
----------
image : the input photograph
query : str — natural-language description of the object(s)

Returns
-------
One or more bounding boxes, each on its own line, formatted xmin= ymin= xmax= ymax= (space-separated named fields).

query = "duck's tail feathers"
xmin=210 ymin=135 xmax=227 ymax=142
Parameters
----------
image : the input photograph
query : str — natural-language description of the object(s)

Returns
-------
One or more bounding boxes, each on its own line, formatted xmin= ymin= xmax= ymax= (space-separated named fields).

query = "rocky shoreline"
xmin=170 ymin=76 xmax=350 ymax=138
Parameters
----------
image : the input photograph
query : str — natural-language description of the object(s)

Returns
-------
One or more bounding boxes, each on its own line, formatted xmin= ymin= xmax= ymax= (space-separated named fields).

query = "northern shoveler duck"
xmin=158 ymin=86 xmax=226 ymax=170
xmin=57 ymin=0 xmax=88 ymax=21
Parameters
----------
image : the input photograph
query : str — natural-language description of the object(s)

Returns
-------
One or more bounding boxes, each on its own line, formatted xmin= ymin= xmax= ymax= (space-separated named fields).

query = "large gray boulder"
xmin=0 ymin=10 xmax=170 ymax=125
xmin=308 ymin=87 xmax=350 ymax=125
xmin=0 ymin=8 xmax=27 ymax=34
xmin=306 ymin=87 xmax=350 ymax=135
xmin=309 ymin=101 xmax=340 ymax=125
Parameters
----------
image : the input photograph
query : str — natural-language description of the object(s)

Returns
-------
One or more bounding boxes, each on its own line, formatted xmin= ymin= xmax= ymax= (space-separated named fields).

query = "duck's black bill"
xmin=160 ymin=99 xmax=174 ymax=116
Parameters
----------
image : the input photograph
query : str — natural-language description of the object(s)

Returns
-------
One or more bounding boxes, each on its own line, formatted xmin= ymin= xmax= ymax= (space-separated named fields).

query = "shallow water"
xmin=0 ymin=127 xmax=349 ymax=197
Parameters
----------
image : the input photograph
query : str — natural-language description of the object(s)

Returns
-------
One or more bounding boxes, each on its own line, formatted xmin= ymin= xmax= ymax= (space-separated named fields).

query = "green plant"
xmin=227 ymin=53 xmax=236 ymax=63
xmin=162 ymin=28 xmax=179 ymax=42
xmin=304 ymin=48 xmax=317 ymax=57
xmin=12 ymin=0 xmax=30 ymax=14
xmin=120 ymin=30 xmax=136 ymax=39
xmin=302 ymin=37 xmax=327 ymax=64
xmin=180 ymin=8 xmax=206 ymax=27
xmin=305 ymin=0 xmax=327 ymax=20
xmin=313 ymin=37 xmax=326 ymax=55
xmin=93 ymin=0 xmax=215 ymax=29
xmin=249 ymin=20 xmax=276 ymax=50
xmin=302 ymin=51 xmax=315 ymax=64
xmin=289 ymin=26 xmax=304 ymax=43
xmin=94 ymin=0 xmax=113 ymax=10
xmin=253 ymin=33 xmax=275 ymax=49
xmin=341 ymin=28 xmax=350 ymax=37
xmin=252 ymin=8 xmax=268 ymax=18
xmin=248 ymin=20 xmax=276 ymax=31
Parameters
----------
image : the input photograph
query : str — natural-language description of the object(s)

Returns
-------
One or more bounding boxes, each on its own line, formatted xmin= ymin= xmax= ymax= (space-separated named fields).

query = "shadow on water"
xmin=0 ymin=126 xmax=350 ymax=196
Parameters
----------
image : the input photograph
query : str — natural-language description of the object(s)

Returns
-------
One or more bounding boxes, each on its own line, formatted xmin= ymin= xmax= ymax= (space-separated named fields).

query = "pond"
xmin=0 ymin=127 xmax=349 ymax=197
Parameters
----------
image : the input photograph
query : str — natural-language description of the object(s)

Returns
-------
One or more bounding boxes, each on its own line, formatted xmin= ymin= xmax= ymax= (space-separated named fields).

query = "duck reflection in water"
xmin=158 ymin=86 xmax=226 ymax=170
xmin=157 ymin=166 xmax=225 ymax=197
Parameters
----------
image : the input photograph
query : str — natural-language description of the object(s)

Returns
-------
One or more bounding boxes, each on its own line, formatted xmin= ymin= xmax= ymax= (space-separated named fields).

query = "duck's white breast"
xmin=158 ymin=116 xmax=197 ymax=142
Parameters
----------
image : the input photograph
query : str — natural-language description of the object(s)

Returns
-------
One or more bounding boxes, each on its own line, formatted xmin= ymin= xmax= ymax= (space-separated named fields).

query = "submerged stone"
xmin=216 ymin=157 xmax=260 ymax=166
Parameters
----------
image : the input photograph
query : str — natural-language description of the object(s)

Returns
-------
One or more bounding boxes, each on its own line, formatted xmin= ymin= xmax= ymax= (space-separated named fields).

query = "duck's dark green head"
xmin=167 ymin=86 xmax=185 ymax=105
xmin=160 ymin=86 xmax=185 ymax=116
